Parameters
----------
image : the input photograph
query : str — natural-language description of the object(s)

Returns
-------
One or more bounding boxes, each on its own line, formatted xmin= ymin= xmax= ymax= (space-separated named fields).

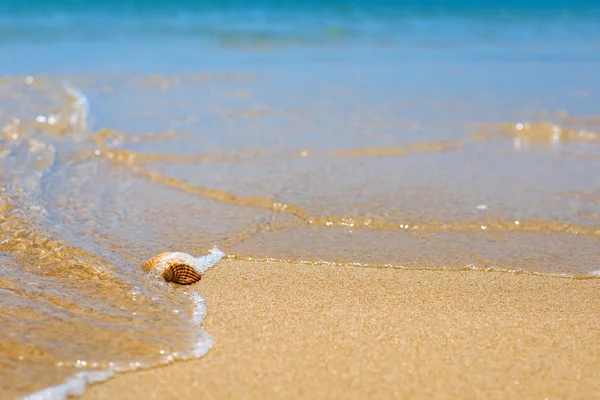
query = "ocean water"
xmin=2 ymin=0 xmax=600 ymax=398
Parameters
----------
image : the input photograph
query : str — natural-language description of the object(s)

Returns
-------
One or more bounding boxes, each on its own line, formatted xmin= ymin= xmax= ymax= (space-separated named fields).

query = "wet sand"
xmin=3 ymin=73 xmax=600 ymax=397
xmin=83 ymin=258 xmax=600 ymax=399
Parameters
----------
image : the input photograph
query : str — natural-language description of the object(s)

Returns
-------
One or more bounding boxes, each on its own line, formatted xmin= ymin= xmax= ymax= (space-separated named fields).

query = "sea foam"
xmin=21 ymin=248 xmax=225 ymax=400
xmin=22 ymin=371 xmax=115 ymax=400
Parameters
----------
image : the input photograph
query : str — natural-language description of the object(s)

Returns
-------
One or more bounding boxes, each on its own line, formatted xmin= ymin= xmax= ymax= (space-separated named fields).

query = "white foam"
xmin=22 ymin=370 xmax=114 ymax=400
xmin=22 ymin=249 xmax=225 ymax=399
xmin=62 ymin=81 xmax=90 ymax=131
xmin=188 ymin=249 xmax=223 ymax=357
xmin=191 ymin=292 xmax=214 ymax=358
xmin=195 ymin=247 xmax=225 ymax=274
xmin=188 ymin=248 xmax=223 ymax=357
xmin=589 ymin=270 xmax=600 ymax=276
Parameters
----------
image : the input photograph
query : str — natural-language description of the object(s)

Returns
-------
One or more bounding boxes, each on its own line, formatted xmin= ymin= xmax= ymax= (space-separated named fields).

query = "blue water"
xmin=1 ymin=0 xmax=599 ymax=75
xmin=1 ymin=1 xmax=599 ymax=45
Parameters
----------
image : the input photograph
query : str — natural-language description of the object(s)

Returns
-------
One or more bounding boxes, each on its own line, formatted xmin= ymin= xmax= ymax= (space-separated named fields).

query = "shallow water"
xmin=2 ymin=1 xmax=600 ymax=398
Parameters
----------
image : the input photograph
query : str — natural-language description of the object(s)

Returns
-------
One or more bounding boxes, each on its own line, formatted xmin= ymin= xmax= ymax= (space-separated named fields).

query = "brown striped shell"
xmin=142 ymin=252 xmax=203 ymax=285
xmin=161 ymin=263 xmax=202 ymax=285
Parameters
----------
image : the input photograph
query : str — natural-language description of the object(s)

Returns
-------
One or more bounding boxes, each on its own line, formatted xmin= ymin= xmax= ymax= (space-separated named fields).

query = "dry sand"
xmin=83 ymin=259 xmax=600 ymax=400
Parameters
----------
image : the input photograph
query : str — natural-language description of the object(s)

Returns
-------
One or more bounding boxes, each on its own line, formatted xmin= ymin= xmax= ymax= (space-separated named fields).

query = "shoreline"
xmin=82 ymin=258 xmax=600 ymax=399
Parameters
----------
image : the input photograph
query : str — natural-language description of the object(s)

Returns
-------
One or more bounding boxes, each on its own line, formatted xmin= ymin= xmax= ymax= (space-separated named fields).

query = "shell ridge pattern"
xmin=142 ymin=248 xmax=225 ymax=285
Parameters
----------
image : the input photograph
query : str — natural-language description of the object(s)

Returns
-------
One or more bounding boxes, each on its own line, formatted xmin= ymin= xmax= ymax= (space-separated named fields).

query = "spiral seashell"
xmin=142 ymin=248 xmax=225 ymax=285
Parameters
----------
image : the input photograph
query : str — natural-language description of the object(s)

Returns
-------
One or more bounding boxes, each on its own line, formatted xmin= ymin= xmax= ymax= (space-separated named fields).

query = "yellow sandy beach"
xmin=83 ymin=259 xmax=600 ymax=400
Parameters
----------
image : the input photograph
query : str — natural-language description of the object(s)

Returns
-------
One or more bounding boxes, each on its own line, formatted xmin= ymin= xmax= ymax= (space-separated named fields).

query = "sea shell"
xmin=142 ymin=248 xmax=225 ymax=285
